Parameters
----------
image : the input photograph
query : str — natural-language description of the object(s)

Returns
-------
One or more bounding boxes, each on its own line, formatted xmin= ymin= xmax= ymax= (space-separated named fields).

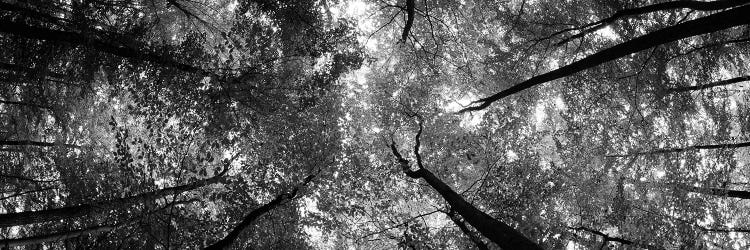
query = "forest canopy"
xmin=1 ymin=0 xmax=750 ymax=249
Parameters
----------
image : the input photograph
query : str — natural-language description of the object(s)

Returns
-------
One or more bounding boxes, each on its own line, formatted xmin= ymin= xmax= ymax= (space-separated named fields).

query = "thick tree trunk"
xmin=410 ymin=168 xmax=541 ymax=249
xmin=0 ymin=20 xmax=209 ymax=76
xmin=669 ymin=75 xmax=750 ymax=92
xmin=205 ymin=173 xmax=316 ymax=250
xmin=390 ymin=126 xmax=541 ymax=250
xmin=0 ymin=224 xmax=115 ymax=247
xmin=682 ymin=186 xmax=750 ymax=199
xmin=0 ymin=174 xmax=224 ymax=227
xmin=460 ymin=4 xmax=750 ymax=112
xmin=446 ymin=210 xmax=489 ymax=250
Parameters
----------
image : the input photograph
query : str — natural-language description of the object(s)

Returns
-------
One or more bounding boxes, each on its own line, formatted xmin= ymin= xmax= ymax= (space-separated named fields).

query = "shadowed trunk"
xmin=389 ymin=118 xmax=542 ymax=250
xmin=0 ymin=20 xmax=210 ymax=75
xmin=461 ymin=4 xmax=750 ymax=112
xmin=205 ymin=173 xmax=316 ymax=250
xmin=400 ymin=0 xmax=415 ymax=42
xmin=669 ymin=75 xmax=750 ymax=92
xmin=682 ymin=186 xmax=750 ymax=199
xmin=606 ymin=141 xmax=750 ymax=157
xmin=446 ymin=210 xmax=489 ymax=250
xmin=555 ymin=0 xmax=750 ymax=45
xmin=0 ymin=140 xmax=78 ymax=148
xmin=0 ymin=173 xmax=225 ymax=227
xmin=0 ymin=224 xmax=116 ymax=247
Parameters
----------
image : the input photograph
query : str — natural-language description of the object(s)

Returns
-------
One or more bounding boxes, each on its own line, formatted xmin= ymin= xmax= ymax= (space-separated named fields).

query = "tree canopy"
xmin=1 ymin=0 xmax=750 ymax=249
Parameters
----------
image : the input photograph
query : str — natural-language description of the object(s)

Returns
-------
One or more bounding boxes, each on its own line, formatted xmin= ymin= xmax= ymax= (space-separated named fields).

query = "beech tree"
xmin=3 ymin=0 xmax=750 ymax=249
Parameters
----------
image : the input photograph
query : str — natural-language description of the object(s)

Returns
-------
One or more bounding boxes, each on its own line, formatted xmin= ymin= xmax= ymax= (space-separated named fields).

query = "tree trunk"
xmin=446 ymin=210 xmax=489 ymax=250
xmin=0 ymin=62 xmax=68 ymax=80
xmin=0 ymin=100 xmax=52 ymax=110
xmin=0 ymin=224 xmax=116 ymax=247
xmin=460 ymin=4 xmax=750 ymax=112
xmin=607 ymin=141 xmax=750 ymax=157
xmin=205 ymin=173 xmax=316 ymax=250
xmin=0 ymin=140 xmax=77 ymax=148
xmin=0 ymin=174 xmax=224 ymax=227
xmin=555 ymin=0 xmax=750 ymax=45
xmin=682 ymin=186 xmax=750 ymax=199
xmin=390 ymin=120 xmax=541 ymax=249
xmin=411 ymin=168 xmax=542 ymax=249
xmin=669 ymin=75 xmax=750 ymax=92
xmin=0 ymin=20 xmax=210 ymax=76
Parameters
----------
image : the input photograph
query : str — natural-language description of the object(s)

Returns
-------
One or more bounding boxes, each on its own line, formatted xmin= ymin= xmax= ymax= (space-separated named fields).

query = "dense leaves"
xmin=1 ymin=0 xmax=750 ymax=249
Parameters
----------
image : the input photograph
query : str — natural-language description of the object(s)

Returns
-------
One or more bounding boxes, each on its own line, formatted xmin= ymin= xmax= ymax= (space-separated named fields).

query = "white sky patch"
xmin=596 ymin=26 xmax=620 ymax=41
xmin=534 ymin=102 xmax=547 ymax=129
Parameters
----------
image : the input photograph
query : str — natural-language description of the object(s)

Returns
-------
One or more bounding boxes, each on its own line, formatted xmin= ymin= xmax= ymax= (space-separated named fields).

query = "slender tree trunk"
xmin=446 ymin=210 xmax=489 ymax=250
xmin=390 ymin=123 xmax=542 ymax=250
xmin=460 ymin=4 xmax=750 ymax=112
xmin=0 ymin=187 xmax=56 ymax=201
xmin=0 ymin=224 xmax=116 ymax=247
xmin=0 ymin=140 xmax=78 ymax=148
xmin=682 ymin=186 xmax=750 ymax=199
xmin=569 ymin=226 xmax=664 ymax=250
xmin=0 ymin=62 xmax=68 ymax=80
xmin=204 ymin=173 xmax=316 ymax=250
xmin=607 ymin=141 xmax=750 ymax=157
xmin=669 ymin=75 xmax=750 ymax=92
xmin=0 ymin=100 xmax=52 ymax=110
xmin=0 ymin=174 xmax=224 ymax=227
xmin=400 ymin=0 xmax=415 ymax=42
xmin=555 ymin=0 xmax=750 ymax=45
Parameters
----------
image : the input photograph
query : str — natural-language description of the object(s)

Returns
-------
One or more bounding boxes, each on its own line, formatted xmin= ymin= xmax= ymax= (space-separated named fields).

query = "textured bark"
xmin=669 ymin=75 xmax=750 ymax=92
xmin=204 ymin=173 xmax=316 ymax=250
xmin=682 ymin=186 xmax=750 ymax=199
xmin=446 ymin=210 xmax=489 ymax=250
xmin=0 ymin=224 xmax=116 ymax=247
xmin=0 ymin=20 xmax=209 ymax=75
xmin=400 ymin=0 xmax=415 ymax=42
xmin=0 ymin=140 xmax=78 ymax=148
xmin=569 ymin=226 xmax=665 ymax=250
xmin=606 ymin=141 xmax=750 ymax=157
xmin=0 ymin=62 xmax=68 ymax=80
xmin=0 ymin=100 xmax=51 ymax=110
xmin=390 ymin=121 xmax=541 ymax=250
xmin=0 ymin=174 xmax=224 ymax=227
xmin=460 ymin=4 xmax=750 ymax=112
xmin=556 ymin=0 xmax=750 ymax=45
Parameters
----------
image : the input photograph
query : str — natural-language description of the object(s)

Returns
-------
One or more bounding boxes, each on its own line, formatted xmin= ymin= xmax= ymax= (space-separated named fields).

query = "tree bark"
xmin=0 ymin=140 xmax=77 ymax=148
xmin=555 ymin=0 xmax=750 ymax=45
xmin=0 ymin=224 xmax=116 ymax=247
xmin=0 ymin=173 xmax=225 ymax=227
xmin=0 ymin=100 xmax=52 ymax=110
xmin=204 ymin=173 xmax=316 ymax=250
xmin=446 ymin=210 xmax=489 ymax=250
xmin=0 ymin=62 xmax=68 ymax=80
xmin=460 ymin=4 xmax=750 ymax=112
xmin=389 ymin=120 xmax=542 ymax=250
xmin=606 ymin=141 xmax=750 ymax=157
xmin=669 ymin=75 xmax=750 ymax=92
xmin=400 ymin=0 xmax=415 ymax=42
xmin=0 ymin=20 xmax=210 ymax=76
xmin=682 ymin=186 xmax=750 ymax=199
